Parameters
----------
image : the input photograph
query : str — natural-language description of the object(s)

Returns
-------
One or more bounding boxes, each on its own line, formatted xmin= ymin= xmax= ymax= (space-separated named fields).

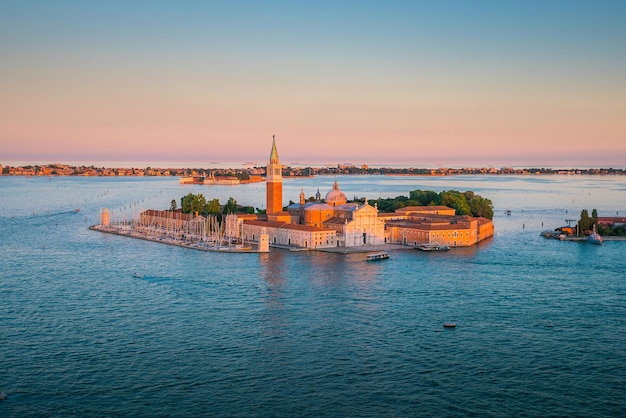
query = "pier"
xmin=89 ymin=224 xmax=265 ymax=253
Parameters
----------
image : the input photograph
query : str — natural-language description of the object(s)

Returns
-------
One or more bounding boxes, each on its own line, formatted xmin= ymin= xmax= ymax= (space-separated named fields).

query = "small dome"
xmin=325 ymin=181 xmax=347 ymax=206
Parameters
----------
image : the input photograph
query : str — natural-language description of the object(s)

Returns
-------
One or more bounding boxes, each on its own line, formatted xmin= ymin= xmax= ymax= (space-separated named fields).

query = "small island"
xmin=541 ymin=209 xmax=626 ymax=244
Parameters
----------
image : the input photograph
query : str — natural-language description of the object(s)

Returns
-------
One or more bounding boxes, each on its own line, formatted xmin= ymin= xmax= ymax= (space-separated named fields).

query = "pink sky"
xmin=2 ymin=2 xmax=625 ymax=167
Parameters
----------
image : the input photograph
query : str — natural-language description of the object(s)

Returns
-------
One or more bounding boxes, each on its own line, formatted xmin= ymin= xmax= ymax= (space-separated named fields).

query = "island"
xmin=91 ymin=137 xmax=495 ymax=253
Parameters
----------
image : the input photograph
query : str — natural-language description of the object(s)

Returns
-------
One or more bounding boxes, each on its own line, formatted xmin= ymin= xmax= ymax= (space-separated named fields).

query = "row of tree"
xmin=368 ymin=189 xmax=494 ymax=219
xmin=172 ymin=193 xmax=255 ymax=217
xmin=172 ymin=189 xmax=495 ymax=220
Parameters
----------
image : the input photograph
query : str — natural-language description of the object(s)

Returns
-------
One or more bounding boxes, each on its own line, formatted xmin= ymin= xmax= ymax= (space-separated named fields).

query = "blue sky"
xmin=1 ymin=1 xmax=625 ymax=166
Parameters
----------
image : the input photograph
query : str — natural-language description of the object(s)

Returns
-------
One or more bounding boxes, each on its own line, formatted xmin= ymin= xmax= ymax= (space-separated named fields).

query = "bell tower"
xmin=266 ymin=135 xmax=283 ymax=214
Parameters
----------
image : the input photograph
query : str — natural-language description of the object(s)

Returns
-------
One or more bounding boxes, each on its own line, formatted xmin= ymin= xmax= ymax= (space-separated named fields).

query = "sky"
xmin=1 ymin=0 xmax=625 ymax=167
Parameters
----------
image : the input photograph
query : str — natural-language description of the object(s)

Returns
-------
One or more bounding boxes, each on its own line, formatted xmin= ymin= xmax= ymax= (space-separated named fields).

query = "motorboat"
xmin=366 ymin=252 xmax=389 ymax=261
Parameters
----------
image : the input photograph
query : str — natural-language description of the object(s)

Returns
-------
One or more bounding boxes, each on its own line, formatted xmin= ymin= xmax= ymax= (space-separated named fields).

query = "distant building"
xmin=179 ymin=176 xmax=204 ymax=184
xmin=598 ymin=217 xmax=626 ymax=227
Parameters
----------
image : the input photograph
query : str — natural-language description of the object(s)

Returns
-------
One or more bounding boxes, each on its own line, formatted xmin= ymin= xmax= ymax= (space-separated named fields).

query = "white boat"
xmin=587 ymin=233 xmax=603 ymax=245
xmin=132 ymin=272 xmax=144 ymax=278
xmin=366 ymin=252 xmax=389 ymax=261
xmin=416 ymin=243 xmax=450 ymax=251
xmin=587 ymin=225 xmax=603 ymax=245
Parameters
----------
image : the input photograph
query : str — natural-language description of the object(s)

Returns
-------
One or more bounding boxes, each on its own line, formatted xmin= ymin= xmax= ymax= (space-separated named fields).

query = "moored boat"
xmin=587 ymin=233 xmax=603 ymax=245
xmin=416 ymin=243 xmax=450 ymax=251
xmin=586 ymin=225 xmax=604 ymax=245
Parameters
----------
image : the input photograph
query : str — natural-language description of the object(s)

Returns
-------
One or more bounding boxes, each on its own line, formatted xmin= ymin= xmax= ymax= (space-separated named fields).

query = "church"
xmin=236 ymin=136 xmax=385 ymax=249
xmin=232 ymin=136 xmax=493 ymax=250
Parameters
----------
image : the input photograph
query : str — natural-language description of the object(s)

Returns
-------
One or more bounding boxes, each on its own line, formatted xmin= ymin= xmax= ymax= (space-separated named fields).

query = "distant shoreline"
xmin=2 ymin=163 xmax=625 ymax=177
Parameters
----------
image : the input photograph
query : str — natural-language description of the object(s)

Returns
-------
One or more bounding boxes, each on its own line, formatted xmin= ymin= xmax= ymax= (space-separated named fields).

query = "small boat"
xmin=586 ymin=225 xmax=603 ymax=245
xmin=506 ymin=209 xmax=511 ymax=215
xmin=587 ymin=233 xmax=603 ymax=245
xmin=443 ymin=323 xmax=456 ymax=328
xmin=416 ymin=243 xmax=450 ymax=251
xmin=366 ymin=252 xmax=389 ymax=261
xmin=132 ymin=272 xmax=144 ymax=278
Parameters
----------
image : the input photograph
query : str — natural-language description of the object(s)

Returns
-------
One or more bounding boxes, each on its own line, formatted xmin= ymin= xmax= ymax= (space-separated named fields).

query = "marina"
xmin=89 ymin=224 xmax=263 ymax=253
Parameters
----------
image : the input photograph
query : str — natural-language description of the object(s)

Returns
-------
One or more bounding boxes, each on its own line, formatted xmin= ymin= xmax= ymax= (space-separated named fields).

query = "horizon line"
xmin=2 ymin=160 xmax=626 ymax=171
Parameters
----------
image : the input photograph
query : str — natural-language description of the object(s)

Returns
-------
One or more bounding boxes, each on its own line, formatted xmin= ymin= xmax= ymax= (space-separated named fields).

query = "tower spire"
xmin=269 ymin=134 xmax=279 ymax=163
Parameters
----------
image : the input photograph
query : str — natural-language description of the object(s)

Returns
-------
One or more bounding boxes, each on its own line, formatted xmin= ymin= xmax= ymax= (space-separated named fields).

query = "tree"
xmin=170 ymin=199 xmax=177 ymax=211
xmin=374 ymin=198 xmax=395 ymax=213
xmin=579 ymin=209 xmax=591 ymax=232
xmin=591 ymin=209 xmax=598 ymax=228
xmin=191 ymin=193 xmax=207 ymax=214
xmin=223 ymin=197 xmax=238 ymax=214
xmin=236 ymin=171 xmax=250 ymax=181
xmin=438 ymin=190 xmax=471 ymax=216
xmin=180 ymin=192 xmax=207 ymax=214
xmin=469 ymin=196 xmax=494 ymax=219
xmin=409 ymin=190 xmax=438 ymax=206
xmin=206 ymin=199 xmax=221 ymax=214
xmin=181 ymin=193 xmax=194 ymax=213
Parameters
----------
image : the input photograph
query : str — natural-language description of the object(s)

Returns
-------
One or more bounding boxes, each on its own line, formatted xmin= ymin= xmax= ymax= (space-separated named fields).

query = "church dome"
xmin=325 ymin=181 xmax=347 ymax=206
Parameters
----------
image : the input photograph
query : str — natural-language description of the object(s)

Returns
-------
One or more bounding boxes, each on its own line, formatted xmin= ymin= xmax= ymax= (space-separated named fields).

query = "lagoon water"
xmin=1 ymin=174 xmax=625 ymax=417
